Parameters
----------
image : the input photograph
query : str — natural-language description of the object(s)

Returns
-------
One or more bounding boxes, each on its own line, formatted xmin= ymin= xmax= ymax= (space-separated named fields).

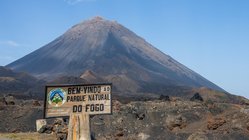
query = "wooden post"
xmin=67 ymin=113 xmax=91 ymax=140
xmin=44 ymin=84 xmax=112 ymax=140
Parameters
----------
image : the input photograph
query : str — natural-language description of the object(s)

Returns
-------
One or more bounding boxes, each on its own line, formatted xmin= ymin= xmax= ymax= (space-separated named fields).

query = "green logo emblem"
xmin=48 ymin=88 xmax=67 ymax=107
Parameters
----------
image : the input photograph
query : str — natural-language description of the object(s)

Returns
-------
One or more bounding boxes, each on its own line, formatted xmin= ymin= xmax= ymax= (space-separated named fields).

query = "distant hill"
xmin=0 ymin=66 xmax=45 ymax=99
xmin=7 ymin=17 xmax=224 ymax=97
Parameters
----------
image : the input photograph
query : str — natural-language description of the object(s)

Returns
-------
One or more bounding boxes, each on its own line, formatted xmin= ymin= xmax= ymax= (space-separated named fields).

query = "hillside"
xmin=0 ymin=66 xmax=45 ymax=99
xmin=7 ymin=17 xmax=224 ymax=97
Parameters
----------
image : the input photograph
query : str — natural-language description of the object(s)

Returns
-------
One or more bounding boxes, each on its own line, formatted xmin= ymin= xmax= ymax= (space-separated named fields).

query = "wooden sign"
xmin=44 ymin=83 xmax=112 ymax=118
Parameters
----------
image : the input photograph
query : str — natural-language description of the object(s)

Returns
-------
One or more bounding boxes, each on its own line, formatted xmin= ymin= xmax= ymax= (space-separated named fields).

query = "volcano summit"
xmin=7 ymin=17 xmax=223 ymax=96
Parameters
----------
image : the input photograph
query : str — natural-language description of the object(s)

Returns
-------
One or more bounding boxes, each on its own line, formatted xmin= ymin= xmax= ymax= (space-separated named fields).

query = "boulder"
xmin=5 ymin=95 xmax=15 ymax=105
xmin=207 ymin=117 xmax=226 ymax=130
xmin=38 ymin=125 xmax=53 ymax=134
xmin=159 ymin=95 xmax=170 ymax=101
xmin=38 ymin=118 xmax=68 ymax=138
xmin=36 ymin=119 xmax=47 ymax=132
xmin=166 ymin=115 xmax=187 ymax=130
xmin=190 ymin=93 xmax=204 ymax=102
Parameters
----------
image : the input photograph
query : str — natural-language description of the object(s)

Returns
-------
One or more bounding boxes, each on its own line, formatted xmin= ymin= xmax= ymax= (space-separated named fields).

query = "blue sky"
xmin=0 ymin=0 xmax=248 ymax=98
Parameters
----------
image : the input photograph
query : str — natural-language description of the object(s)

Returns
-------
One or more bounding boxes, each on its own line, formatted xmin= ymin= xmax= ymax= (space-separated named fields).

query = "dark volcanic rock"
xmin=159 ymin=95 xmax=171 ymax=101
xmin=136 ymin=113 xmax=146 ymax=120
xmin=38 ymin=118 xmax=68 ymax=140
xmin=190 ymin=93 xmax=204 ymax=102
xmin=38 ymin=125 xmax=53 ymax=134
xmin=1 ymin=98 xmax=249 ymax=140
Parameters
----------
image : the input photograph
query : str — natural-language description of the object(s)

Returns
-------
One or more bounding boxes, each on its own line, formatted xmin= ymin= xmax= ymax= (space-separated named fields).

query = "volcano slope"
xmin=7 ymin=17 xmax=224 ymax=98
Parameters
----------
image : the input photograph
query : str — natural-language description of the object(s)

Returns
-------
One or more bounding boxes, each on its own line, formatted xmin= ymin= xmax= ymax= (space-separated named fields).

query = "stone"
xmin=54 ymin=118 xmax=64 ymax=125
xmin=38 ymin=125 xmax=47 ymax=133
xmin=53 ymin=118 xmax=68 ymax=134
xmin=56 ymin=133 xmax=67 ymax=140
xmin=187 ymin=132 xmax=208 ymax=140
xmin=4 ymin=95 xmax=16 ymax=105
xmin=138 ymin=133 xmax=150 ymax=140
xmin=207 ymin=117 xmax=226 ymax=130
xmin=136 ymin=113 xmax=145 ymax=120
xmin=38 ymin=125 xmax=53 ymax=134
xmin=166 ymin=115 xmax=187 ymax=130
xmin=190 ymin=93 xmax=204 ymax=102
xmin=36 ymin=119 xmax=47 ymax=132
xmin=54 ymin=125 xmax=67 ymax=133
xmin=159 ymin=95 xmax=170 ymax=101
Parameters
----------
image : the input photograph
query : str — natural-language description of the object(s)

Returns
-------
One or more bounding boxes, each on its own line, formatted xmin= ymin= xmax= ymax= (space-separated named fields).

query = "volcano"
xmin=7 ymin=17 xmax=224 ymax=96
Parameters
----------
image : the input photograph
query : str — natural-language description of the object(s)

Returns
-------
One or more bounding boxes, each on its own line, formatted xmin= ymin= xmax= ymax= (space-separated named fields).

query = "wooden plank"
xmin=67 ymin=114 xmax=91 ymax=140
xmin=80 ymin=114 xmax=90 ymax=140
xmin=73 ymin=115 xmax=77 ymax=140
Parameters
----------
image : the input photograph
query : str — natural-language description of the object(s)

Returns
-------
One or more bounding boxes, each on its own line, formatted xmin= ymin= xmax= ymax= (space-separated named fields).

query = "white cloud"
xmin=64 ymin=0 xmax=95 ymax=5
xmin=0 ymin=40 xmax=21 ymax=47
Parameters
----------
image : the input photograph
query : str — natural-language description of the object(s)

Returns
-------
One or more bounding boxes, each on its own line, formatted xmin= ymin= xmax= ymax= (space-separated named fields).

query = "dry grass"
xmin=0 ymin=132 xmax=56 ymax=140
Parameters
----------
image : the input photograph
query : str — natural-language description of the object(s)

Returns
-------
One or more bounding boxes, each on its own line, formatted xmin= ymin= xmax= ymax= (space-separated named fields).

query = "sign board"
xmin=44 ymin=83 xmax=112 ymax=118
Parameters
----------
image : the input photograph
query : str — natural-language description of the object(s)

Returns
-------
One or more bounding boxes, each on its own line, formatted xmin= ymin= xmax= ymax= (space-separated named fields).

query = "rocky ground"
xmin=92 ymin=99 xmax=249 ymax=140
xmin=1 ymin=95 xmax=249 ymax=140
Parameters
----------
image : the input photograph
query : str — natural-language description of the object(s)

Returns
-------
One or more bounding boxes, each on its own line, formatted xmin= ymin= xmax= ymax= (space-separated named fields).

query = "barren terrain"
xmin=1 ymin=95 xmax=249 ymax=140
